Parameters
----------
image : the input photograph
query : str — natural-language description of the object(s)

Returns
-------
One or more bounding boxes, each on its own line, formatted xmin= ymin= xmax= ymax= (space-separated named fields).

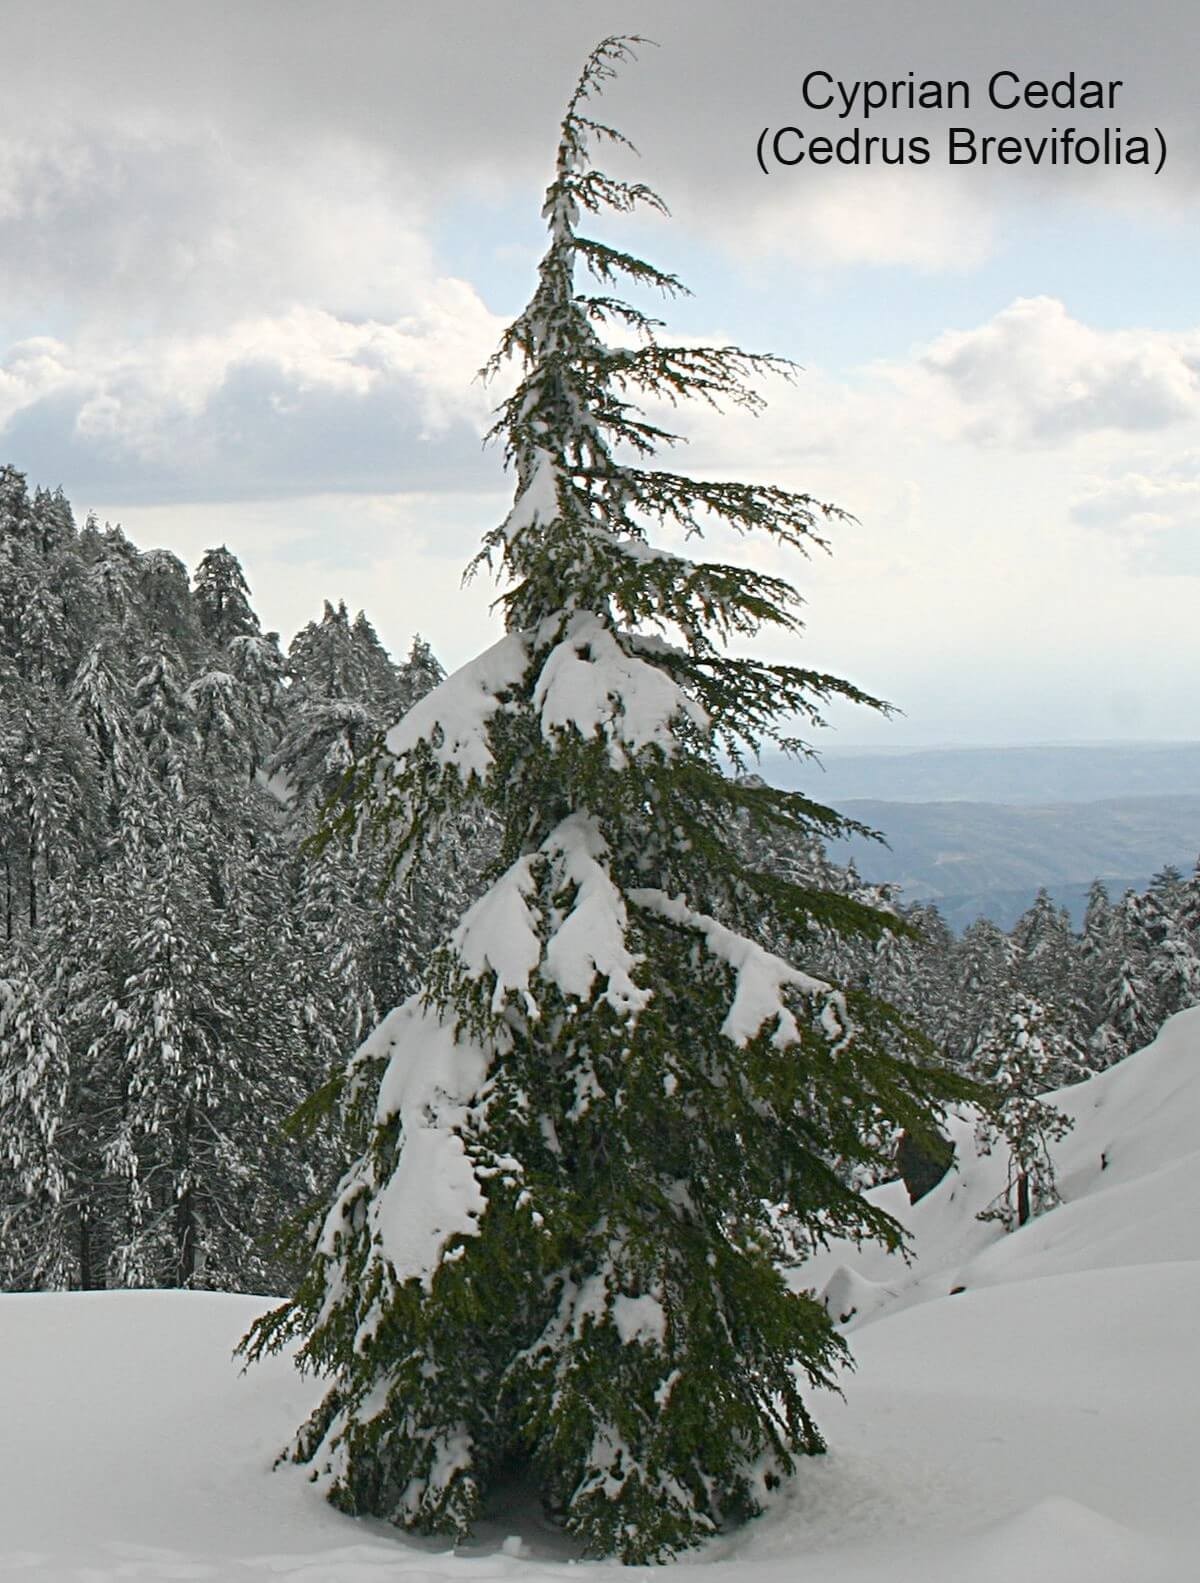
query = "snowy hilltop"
xmin=2 ymin=1007 xmax=1197 ymax=1581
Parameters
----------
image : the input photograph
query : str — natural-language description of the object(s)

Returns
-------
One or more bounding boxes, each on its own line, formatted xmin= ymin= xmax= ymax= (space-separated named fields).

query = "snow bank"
xmin=805 ymin=1003 xmax=1200 ymax=1317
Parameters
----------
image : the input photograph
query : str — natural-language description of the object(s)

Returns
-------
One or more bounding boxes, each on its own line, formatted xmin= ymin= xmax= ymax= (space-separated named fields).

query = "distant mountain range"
xmin=763 ymin=741 xmax=1200 ymax=806
xmin=762 ymin=743 xmax=1200 ymax=931
xmin=826 ymin=794 xmax=1200 ymax=931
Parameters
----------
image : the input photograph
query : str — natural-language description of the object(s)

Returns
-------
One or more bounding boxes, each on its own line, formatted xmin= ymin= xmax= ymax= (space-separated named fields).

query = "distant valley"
xmin=827 ymin=794 xmax=1200 ymax=930
xmin=764 ymin=743 xmax=1200 ymax=929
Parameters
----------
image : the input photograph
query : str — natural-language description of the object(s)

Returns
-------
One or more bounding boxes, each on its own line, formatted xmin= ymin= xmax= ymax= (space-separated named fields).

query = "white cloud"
xmin=0 ymin=283 xmax=508 ymax=499
xmin=914 ymin=297 xmax=1200 ymax=445
xmin=0 ymin=123 xmax=438 ymax=331
xmin=0 ymin=1 xmax=1198 ymax=322
xmin=1071 ymin=460 xmax=1200 ymax=575
xmin=83 ymin=277 xmax=1200 ymax=746
xmin=1072 ymin=466 xmax=1200 ymax=531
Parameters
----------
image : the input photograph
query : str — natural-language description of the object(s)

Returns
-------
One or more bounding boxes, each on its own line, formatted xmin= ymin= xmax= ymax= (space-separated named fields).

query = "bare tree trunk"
xmin=27 ymin=821 xmax=36 ymax=931
xmin=174 ymin=1103 xmax=197 ymax=1287
xmin=79 ymin=1209 xmax=96 ymax=1290
xmin=175 ymin=1186 xmax=197 ymax=1287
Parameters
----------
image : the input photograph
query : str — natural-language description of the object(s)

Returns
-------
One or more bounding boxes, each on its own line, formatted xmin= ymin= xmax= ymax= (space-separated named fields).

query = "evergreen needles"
xmin=241 ymin=36 xmax=972 ymax=1563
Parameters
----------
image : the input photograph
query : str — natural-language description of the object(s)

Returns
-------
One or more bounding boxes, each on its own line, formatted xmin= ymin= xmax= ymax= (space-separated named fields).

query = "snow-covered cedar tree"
xmin=971 ymin=992 xmax=1074 ymax=1230
xmin=193 ymin=545 xmax=261 ymax=648
xmin=0 ymin=961 xmax=73 ymax=1289
xmin=242 ymin=38 xmax=972 ymax=1564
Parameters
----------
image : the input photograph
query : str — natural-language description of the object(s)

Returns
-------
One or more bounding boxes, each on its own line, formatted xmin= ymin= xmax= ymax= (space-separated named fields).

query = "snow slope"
xmin=3 ymin=1011 xmax=1199 ymax=1581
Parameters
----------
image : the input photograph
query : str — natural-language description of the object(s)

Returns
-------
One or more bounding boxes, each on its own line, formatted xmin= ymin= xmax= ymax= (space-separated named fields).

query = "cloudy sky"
xmin=2 ymin=0 xmax=1198 ymax=746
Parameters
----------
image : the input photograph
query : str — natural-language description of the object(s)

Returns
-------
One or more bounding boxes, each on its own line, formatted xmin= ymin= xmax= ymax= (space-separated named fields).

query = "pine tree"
xmin=44 ymin=879 xmax=130 ymax=1289
xmin=132 ymin=644 xmax=195 ymax=800
xmin=1092 ymin=890 xmax=1160 ymax=1062
xmin=87 ymin=796 xmax=246 ymax=1288
xmin=193 ymin=545 xmax=261 ymax=648
xmin=227 ymin=629 xmax=287 ymax=779
xmin=1011 ymin=889 xmax=1090 ymax=1083
xmin=69 ymin=639 xmax=137 ymax=809
xmin=946 ymin=917 xmax=1015 ymax=1065
xmin=1081 ymin=880 xmax=1114 ymax=1009
xmin=137 ymin=548 xmax=202 ymax=662
xmin=971 ymin=992 xmax=1074 ymax=1230
xmin=0 ymin=458 xmax=436 ymax=1296
xmin=1177 ymin=855 xmax=1200 ymax=943
xmin=0 ymin=959 xmax=73 ymax=1288
xmin=189 ymin=666 xmax=255 ymax=779
xmin=244 ymin=39 xmax=969 ymax=1562
xmin=0 ymin=680 xmax=91 ymax=937
xmin=396 ymin=634 xmax=444 ymax=712
xmin=288 ymin=601 xmax=364 ymax=702
xmin=1132 ymin=882 xmax=1200 ymax=1022
xmin=274 ymin=602 xmax=394 ymax=814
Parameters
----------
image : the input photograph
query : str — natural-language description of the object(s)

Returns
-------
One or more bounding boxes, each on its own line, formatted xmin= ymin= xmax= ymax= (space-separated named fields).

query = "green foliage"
xmin=245 ymin=37 xmax=971 ymax=1564
xmin=972 ymin=993 xmax=1075 ymax=1230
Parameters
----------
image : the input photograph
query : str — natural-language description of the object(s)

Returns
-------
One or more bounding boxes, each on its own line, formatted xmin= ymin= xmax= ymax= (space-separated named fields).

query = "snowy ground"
xmin=4 ymin=1010 xmax=1199 ymax=1581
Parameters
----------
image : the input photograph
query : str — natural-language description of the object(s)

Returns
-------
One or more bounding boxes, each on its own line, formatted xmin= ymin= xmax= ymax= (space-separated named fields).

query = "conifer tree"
xmin=46 ymin=879 xmax=130 ymax=1288
xmin=226 ymin=630 xmax=287 ymax=781
xmin=288 ymin=601 xmax=366 ymax=702
xmin=0 ymin=959 xmax=73 ymax=1288
xmin=397 ymin=634 xmax=444 ymax=712
xmin=946 ymin=917 xmax=1015 ymax=1064
xmin=274 ymin=601 xmax=399 ymax=813
xmin=245 ymin=39 xmax=968 ymax=1562
xmin=1081 ymin=879 xmax=1116 ymax=1026
xmin=137 ymin=548 xmax=202 ymax=662
xmin=0 ymin=459 xmax=436 ymax=1295
xmin=194 ymin=545 xmax=261 ymax=647
xmin=89 ymin=796 xmax=245 ymax=1288
xmin=1011 ymin=889 xmax=1090 ymax=1082
xmin=70 ymin=640 xmax=137 ymax=809
xmin=1177 ymin=855 xmax=1200 ymax=943
xmin=1092 ymin=890 xmax=1160 ymax=1062
xmin=971 ymin=992 xmax=1074 ymax=1230
xmin=1126 ymin=880 xmax=1200 ymax=1023
xmin=132 ymin=645 xmax=195 ymax=800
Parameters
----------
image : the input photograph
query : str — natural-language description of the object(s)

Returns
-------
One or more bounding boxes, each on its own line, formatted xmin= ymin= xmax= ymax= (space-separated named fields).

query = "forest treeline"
xmin=0 ymin=463 xmax=1195 ymax=1292
xmin=0 ymin=464 xmax=480 ymax=1292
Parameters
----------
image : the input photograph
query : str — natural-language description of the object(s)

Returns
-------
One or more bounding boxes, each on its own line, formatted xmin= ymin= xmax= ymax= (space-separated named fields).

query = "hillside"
xmin=827 ymin=793 xmax=1200 ymax=929
xmin=3 ymin=1012 xmax=1196 ymax=1580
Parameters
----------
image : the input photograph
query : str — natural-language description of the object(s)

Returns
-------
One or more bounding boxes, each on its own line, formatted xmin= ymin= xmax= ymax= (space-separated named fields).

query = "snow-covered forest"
xmin=0 ymin=466 xmax=479 ymax=1294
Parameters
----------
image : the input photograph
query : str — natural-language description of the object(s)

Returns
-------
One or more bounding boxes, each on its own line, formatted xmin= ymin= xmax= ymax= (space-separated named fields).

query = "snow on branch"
xmin=384 ymin=630 xmax=529 ymax=783
xmin=630 ymin=887 xmax=851 ymax=1051
xmin=330 ymin=1000 xmax=492 ymax=1292
xmin=449 ymin=813 xmax=649 ymax=1020
xmin=497 ymin=450 xmax=562 ymax=549
xmin=451 ymin=857 xmax=542 ymax=1017
xmin=542 ymin=814 xmax=649 ymax=1016
xmin=534 ymin=612 xmax=708 ymax=767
